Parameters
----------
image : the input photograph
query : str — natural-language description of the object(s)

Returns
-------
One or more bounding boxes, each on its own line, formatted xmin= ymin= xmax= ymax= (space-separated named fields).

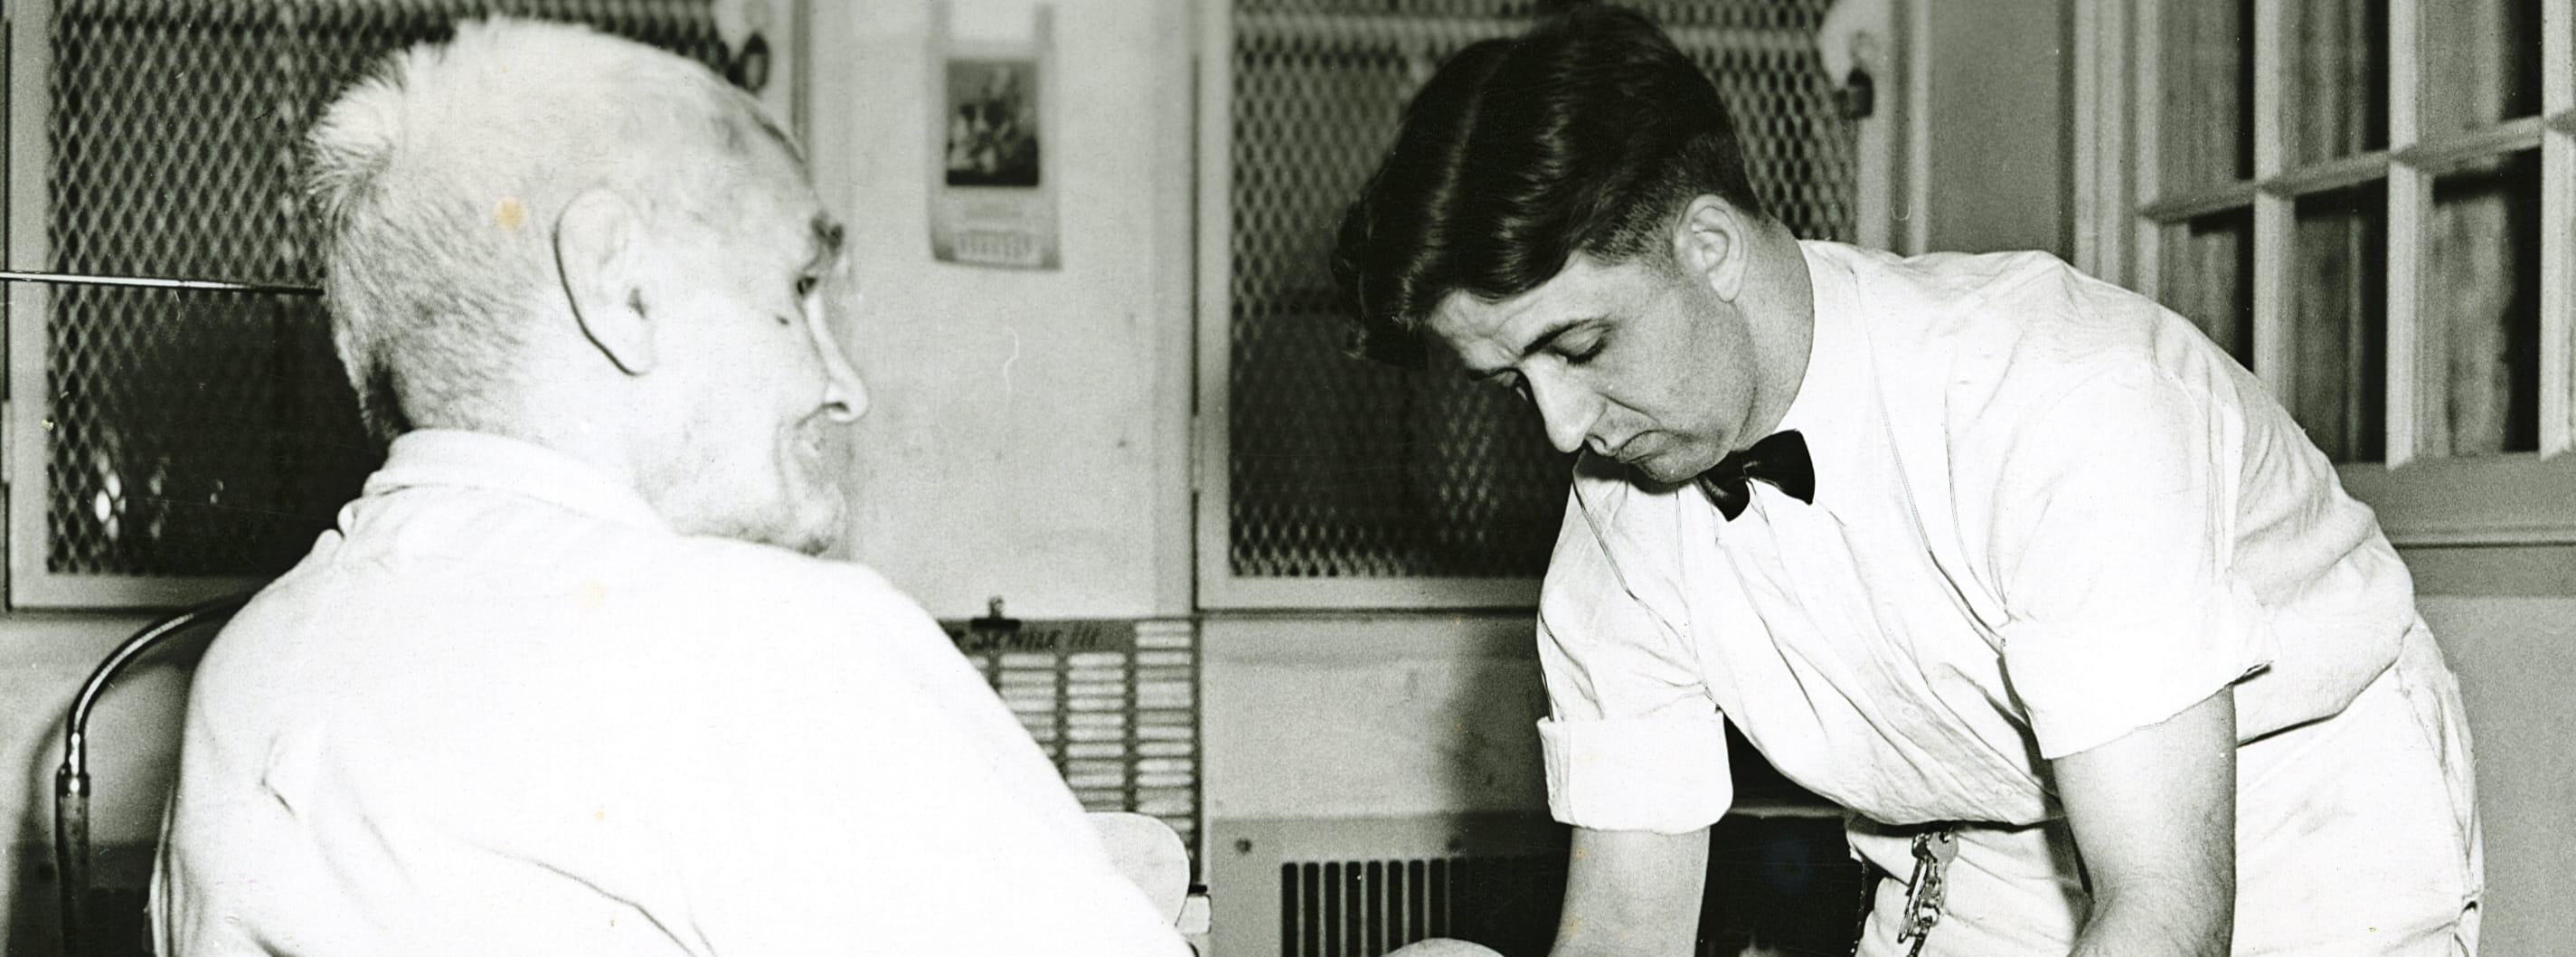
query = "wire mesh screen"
xmin=36 ymin=0 xmax=728 ymax=580
xmin=1228 ymin=0 xmax=1856 ymax=580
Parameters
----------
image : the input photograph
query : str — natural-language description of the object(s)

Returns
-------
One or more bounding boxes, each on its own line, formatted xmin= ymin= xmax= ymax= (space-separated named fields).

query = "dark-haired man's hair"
xmin=1330 ymin=4 xmax=1768 ymax=367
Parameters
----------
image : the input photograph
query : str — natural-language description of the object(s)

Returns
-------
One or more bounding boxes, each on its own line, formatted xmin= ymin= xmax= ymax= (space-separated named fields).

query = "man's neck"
xmin=1737 ymin=226 xmax=1817 ymax=441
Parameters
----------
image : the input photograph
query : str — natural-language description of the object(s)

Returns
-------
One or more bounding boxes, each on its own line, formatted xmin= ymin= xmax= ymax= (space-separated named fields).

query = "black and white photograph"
xmin=943 ymin=58 xmax=1043 ymax=188
xmin=0 ymin=1 xmax=2563 ymax=956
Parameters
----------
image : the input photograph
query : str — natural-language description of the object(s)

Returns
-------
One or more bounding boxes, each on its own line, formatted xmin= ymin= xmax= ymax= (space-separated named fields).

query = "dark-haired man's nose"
xmin=1527 ymin=372 xmax=1599 ymax=456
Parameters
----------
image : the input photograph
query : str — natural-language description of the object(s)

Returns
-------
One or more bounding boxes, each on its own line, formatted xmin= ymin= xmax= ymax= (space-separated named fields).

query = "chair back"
xmin=54 ymin=594 xmax=249 ymax=957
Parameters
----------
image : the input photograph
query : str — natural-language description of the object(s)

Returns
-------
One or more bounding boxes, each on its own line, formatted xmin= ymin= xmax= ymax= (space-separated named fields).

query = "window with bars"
xmin=1198 ymin=0 xmax=1864 ymax=609
xmin=2081 ymin=0 xmax=2575 ymax=545
xmin=3 ymin=0 xmax=763 ymax=608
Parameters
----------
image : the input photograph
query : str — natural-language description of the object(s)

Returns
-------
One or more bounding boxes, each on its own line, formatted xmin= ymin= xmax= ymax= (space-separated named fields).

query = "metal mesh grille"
xmin=37 ymin=0 xmax=728 ymax=579
xmin=947 ymin=618 xmax=1203 ymax=853
xmin=1227 ymin=0 xmax=1857 ymax=580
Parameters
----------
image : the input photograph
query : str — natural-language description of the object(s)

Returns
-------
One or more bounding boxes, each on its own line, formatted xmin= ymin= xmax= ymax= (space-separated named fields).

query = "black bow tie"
xmin=1695 ymin=430 xmax=1816 ymax=520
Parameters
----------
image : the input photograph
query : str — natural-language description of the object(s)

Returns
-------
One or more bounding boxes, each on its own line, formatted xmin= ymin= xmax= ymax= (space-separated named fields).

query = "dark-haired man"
xmin=1339 ymin=5 xmax=2477 ymax=956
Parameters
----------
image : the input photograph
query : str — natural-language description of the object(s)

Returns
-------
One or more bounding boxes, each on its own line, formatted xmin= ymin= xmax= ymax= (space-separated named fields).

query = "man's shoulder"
xmin=1811 ymin=240 xmax=2081 ymax=307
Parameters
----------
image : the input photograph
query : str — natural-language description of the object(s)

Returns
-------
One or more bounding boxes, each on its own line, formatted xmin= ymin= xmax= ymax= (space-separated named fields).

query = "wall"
xmin=1203 ymin=614 xmax=1550 ymax=824
xmin=1911 ymin=0 xmax=2071 ymax=257
xmin=2404 ymin=549 xmax=2576 ymax=957
xmin=2 ymin=613 xmax=180 ymax=955
xmin=807 ymin=0 xmax=1196 ymax=621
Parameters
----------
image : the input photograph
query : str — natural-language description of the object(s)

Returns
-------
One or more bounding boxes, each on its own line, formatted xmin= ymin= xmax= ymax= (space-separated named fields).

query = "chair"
xmin=53 ymin=594 xmax=249 ymax=957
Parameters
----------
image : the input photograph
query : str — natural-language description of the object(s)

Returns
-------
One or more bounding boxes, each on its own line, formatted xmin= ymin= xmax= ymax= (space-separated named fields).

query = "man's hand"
xmin=1385 ymin=940 xmax=1506 ymax=957
xmin=2052 ymin=687 xmax=2237 ymax=957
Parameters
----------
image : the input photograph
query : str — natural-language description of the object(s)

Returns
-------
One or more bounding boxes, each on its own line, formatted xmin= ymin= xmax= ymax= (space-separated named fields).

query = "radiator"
xmin=1208 ymin=814 xmax=1866 ymax=957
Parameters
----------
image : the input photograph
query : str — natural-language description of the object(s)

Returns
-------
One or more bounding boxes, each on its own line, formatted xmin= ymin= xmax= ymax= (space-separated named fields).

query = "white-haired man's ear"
xmin=555 ymin=189 xmax=656 ymax=375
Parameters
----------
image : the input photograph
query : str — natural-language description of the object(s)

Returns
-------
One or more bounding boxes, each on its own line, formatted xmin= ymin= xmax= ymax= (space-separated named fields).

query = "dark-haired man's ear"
xmin=555 ymin=189 xmax=657 ymax=376
xmin=1672 ymin=194 xmax=1750 ymax=304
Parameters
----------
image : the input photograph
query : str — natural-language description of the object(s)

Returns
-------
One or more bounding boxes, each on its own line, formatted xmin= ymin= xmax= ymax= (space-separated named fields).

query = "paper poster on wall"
xmin=928 ymin=3 xmax=1059 ymax=270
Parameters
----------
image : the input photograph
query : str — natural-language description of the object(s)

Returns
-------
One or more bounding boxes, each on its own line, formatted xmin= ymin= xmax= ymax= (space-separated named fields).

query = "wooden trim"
xmin=2343 ymin=453 xmax=2576 ymax=545
xmin=2385 ymin=164 xmax=2430 ymax=466
xmin=2388 ymin=0 xmax=2420 ymax=149
xmin=6 ymin=0 xmax=53 ymax=611
xmin=2258 ymin=151 xmax=2390 ymax=198
xmin=2390 ymin=117 xmax=2548 ymax=173
xmin=2542 ymin=1 xmax=2574 ymax=456
xmin=2138 ymin=183 xmax=2260 ymax=223
xmin=2071 ymin=0 xmax=2116 ymax=279
xmin=9 ymin=573 xmax=265 ymax=611
xmin=2383 ymin=0 xmax=2425 ymax=465
xmin=2127 ymin=0 xmax=2166 ymax=297
xmin=1851 ymin=0 xmax=1901 ymax=252
xmin=1902 ymin=0 xmax=1931 ymax=255
xmin=1202 ymin=575 xmax=1542 ymax=612
xmin=2249 ymin=0 xmax=2291 ymax=393
xmin=1192 ymin=0 xmax=1235 ymax=611
xmin=1154 ymin=0 xmax=1200 ymax=616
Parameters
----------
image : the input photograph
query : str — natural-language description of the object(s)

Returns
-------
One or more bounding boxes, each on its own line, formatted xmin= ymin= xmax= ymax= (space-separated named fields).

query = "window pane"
xmin=42 ymin=1 xmax=731 ymax=579
xmin=2161 ymin=208 xmax=2257 ymax=368
xmin=2425 ymin=150 xmax=2542 ymax=456
xmin=2159 ymin=0 xmax=2253 ymax=190
xmin=2286 ymin=0 xmax=2389 ymax=164
xmin=2289 ymin=185 xmax=2388 ymax=463
xmin=2420 ymin=0 xmax=2544 ymax=139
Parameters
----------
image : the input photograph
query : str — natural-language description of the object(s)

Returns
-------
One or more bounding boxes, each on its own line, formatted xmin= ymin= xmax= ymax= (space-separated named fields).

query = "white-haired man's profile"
xmin=150 ymin=19 xmax=1193 ymax=957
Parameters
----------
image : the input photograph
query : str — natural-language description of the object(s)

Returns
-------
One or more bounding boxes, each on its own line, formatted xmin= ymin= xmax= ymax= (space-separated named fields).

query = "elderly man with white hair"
xmin=150 ymin=19 xmax=1191 ymax=957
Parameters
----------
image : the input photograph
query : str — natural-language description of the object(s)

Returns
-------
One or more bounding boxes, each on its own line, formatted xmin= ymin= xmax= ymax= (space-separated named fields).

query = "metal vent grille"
xmin=946 ymin=618 xmax=1203 ymax=852
xmin=1226 ymin=0 xmax=1857 ymax=580
xmin=33 ymin=0 xmax=729 ymax=580
xmin=1279 ymin=856 xmax=1566 ymax=957
xmin=1277 ymin=816 xmax=1868 ymax=957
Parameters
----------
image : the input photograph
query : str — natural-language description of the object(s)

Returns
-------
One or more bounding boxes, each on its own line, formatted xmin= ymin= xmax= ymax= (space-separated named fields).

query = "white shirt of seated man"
xmin=150 ymin=17 xmax=1190 ymax=957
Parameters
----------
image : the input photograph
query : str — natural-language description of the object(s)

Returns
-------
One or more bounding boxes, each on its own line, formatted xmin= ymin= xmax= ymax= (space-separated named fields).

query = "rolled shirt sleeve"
xmin=1990 ymin=364 xmax=2273 ymax=759
xmin=1534 ymin=473 xmax=1733 ymax=833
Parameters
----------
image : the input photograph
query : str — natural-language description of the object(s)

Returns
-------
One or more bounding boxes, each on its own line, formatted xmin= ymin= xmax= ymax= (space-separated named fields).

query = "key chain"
xmin=1895 ymin=829 xmax=1959 ymax=957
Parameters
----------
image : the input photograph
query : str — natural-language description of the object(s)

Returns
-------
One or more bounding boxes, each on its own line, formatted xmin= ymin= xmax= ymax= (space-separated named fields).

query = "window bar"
xmin=2384 ymin=0 xmax=2428 ymax=467
xmin=0 ymin=271 xmax=321 ymax=297
xmin=2250 ymin=0 xmax=2294 ymax=391
xmin=2128 ymin=0 xmax=2166 ymax=298
xmin=2543 ymin=0 xmax=2575 ymax=456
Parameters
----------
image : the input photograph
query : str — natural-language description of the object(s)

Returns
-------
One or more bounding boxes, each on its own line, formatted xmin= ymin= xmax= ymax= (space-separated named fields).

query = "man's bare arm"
xmin=1549 ymin=824 xmax=1711 ymax=957
xmin=2053 ymin=687 xmax=2238 ymax=957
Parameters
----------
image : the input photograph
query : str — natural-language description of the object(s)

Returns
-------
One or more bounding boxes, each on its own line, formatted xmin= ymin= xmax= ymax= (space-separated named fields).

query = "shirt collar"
xmin=1769 ymin=241 xmax=1875 ymax=513
xmin=363 ymin=429 xmax=672 ymax=533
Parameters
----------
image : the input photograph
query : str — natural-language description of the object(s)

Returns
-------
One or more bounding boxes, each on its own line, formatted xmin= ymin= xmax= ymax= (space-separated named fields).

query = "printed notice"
xmin=928 ymin=4 xmax=1060 ymax=270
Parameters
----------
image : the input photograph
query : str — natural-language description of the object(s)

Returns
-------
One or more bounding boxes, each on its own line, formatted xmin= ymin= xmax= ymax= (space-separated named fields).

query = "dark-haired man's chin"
xmin=1573 ymin=450 xmax=1701 ymax=489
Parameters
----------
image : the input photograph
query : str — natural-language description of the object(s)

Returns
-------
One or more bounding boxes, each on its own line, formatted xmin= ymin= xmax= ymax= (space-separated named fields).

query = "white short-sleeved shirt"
xmin=1535 ymin=241 xmax=2417 ymax=833
xmin=152 ymin=430 xmax=1191 ymax=957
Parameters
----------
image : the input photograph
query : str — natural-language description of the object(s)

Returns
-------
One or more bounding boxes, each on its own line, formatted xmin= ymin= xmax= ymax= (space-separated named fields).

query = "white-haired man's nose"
xmin=805 ymin=312 xmax=869 ymax=422
xmin=1528 ymin=371 xmax=1599 ymax=455
xmin=821 ymin=356 xmax=867 ymax=422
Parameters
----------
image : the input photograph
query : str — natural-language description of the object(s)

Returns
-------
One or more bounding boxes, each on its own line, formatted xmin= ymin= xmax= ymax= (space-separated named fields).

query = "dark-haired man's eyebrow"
xmin=1462 ymin=317 xmax=1590 ymax=383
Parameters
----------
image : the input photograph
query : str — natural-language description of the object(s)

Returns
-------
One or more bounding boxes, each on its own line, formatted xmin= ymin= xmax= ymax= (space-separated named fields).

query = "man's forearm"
xmin=2067 ymin=882 xmax=2232 ymax=957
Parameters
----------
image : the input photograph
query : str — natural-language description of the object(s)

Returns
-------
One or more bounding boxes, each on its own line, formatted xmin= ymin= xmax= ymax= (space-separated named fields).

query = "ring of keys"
xmin=1896 ymin=828 xmax=1959 ymax=957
